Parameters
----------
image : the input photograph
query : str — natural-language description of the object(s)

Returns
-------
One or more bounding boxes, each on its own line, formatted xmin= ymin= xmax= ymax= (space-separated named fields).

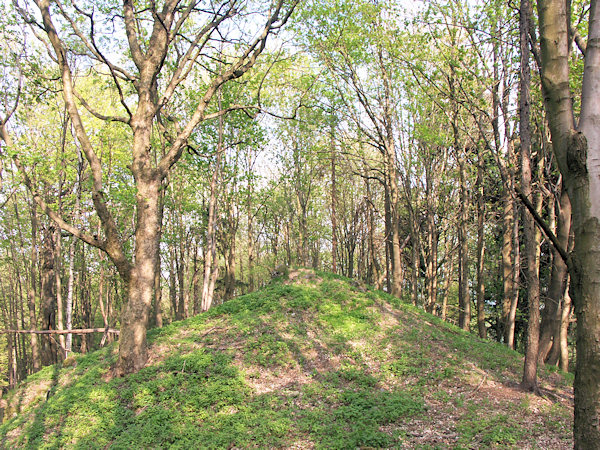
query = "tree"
xmin=535 ymin=0 xmax=600 ymax=445
xmin=4 ymin=0 xmax=297 ymax=375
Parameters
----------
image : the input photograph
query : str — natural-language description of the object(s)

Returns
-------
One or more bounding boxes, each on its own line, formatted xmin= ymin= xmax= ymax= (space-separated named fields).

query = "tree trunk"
xmin=201 ymin=120 xmax=223 ymax=312
xmin=457 ymin=153 xmax=470 ymax=331
xmin=40 ymin=225 xmax=57 ymax=366
xmin=331 ymin=128 xmax=338 ymax=275
xmin=117 ymin=176 xmax=161 ymax=375
xmin=177 ymin=237 xmax=187 ymax=318
xmin=558 ymin=289 xmax=572 ymax=372
xmin=505 ymin=205 xmax=520 ymax=349
xmin=476 ymin=154 xmax=487 ymax=339
xmin=192 ymin=240 xmax=201 ymax=315
xmin=247 ymin=158 xmax=255 ymax=292
xmin=441 ymin=234 xmax=454 ymax=322
xmin=224 ymin=232 xmax=236 ymax=301
xmin=169 ymin=245 xmax=178 ymax=319
xmin=154 ymin=187 xmax=165 ymax=327
xmin=536 ymin=0 xmax=600 ymax=443
xmin=27 ymin=203 xmax=40 ymax=372
xmin=539 ymin=186 xmax=571 ymax=363
xmin=520 ymin=0 xmax=541 ymax=392
xmin=500 ymin=181 xmax=517 ymax=345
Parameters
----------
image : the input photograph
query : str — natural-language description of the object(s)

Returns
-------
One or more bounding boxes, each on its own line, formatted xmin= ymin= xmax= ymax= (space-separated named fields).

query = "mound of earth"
xmin=0 ymin=270 xmax=573 ymax=448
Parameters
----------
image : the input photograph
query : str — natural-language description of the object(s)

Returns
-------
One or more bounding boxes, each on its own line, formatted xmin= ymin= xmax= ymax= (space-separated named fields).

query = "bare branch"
xmin=157 ymin=0 xmax=299 ymax=176
xmin=73 ymin=89 xmax=130 ymax=124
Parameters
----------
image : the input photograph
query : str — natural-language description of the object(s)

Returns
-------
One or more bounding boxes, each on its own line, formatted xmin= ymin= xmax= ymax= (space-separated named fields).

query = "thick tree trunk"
xmin=537 ymin=0 xmax=600 ymax=444
xmin=117 ymin=176 xmax=161 ymax=375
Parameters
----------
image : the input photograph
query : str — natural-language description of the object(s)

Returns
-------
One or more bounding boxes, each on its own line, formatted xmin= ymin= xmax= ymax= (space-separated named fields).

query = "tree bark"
xmin=331 ymin=126 xmax=338 ymax=275
xmin=201 ymin=110 xmax=223 ymax=312
xmin=457 ymin=152 xmax=470 ymax=331
xmin=27 ymin=202 xmax=40 ymax=372
xmin=476 ymin=153 xmax=487 ymax=339
xmin=537 ymin=0 xmax=600 ymax=444
xmin=40 ymin=225 xmax=58 ymax=365
xmin=520 ymin=0 xmax=541 ymax=392
xmin=539 ymin=186 xmax=571 ymax=363
xmin=506 ymin=205 xmax=521 ymax=349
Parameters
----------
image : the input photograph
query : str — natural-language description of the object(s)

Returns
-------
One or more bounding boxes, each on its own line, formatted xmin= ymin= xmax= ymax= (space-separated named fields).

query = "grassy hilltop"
xmin=0 ymin=270 xmax=573 ymax=448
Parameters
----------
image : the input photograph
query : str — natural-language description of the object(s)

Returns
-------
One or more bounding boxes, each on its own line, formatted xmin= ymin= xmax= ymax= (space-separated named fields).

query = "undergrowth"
xmin=0 ymin=271 xmax=573 ymax=448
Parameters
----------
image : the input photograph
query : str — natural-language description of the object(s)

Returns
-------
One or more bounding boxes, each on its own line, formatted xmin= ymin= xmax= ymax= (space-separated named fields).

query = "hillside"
xmin=0 ymin=270 xmax=573 ymax=448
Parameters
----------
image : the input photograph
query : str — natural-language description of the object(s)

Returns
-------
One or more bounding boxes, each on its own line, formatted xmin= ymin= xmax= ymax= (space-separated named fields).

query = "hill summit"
xmin=0 ymin=270 xmax=573 ymax=448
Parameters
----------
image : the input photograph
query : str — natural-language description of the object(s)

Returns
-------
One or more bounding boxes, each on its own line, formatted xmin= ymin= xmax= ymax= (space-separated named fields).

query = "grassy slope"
xmin=0 ymin=270 xmax=573 ymax=449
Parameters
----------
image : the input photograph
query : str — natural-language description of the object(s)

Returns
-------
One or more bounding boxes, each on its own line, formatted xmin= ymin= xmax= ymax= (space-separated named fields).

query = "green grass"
xmin=0 ymin=270 xmax=573 ymax=448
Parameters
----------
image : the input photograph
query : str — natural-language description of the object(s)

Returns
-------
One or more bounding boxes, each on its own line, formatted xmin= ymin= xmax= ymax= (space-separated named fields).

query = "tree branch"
xmin=515 ymin=186 xmax=570 ymax=265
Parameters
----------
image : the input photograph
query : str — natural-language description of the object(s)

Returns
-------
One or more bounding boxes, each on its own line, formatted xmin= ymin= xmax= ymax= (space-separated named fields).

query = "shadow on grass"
xmin=25 ymin=363 xmax=61 ymax=447
xmin=3 ymin=282 xmax=425 ymax=448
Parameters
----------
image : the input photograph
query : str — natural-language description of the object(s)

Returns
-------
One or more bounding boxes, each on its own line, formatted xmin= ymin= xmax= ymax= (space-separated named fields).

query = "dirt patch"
xmin=285 ymin=268 xmax=322 ymax=285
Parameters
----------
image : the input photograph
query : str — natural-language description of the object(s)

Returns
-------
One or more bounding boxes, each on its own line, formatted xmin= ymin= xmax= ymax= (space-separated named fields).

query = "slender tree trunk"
xmin=224 ymin=231 xmax=236 ymax=301
xmin=192 ymin=240 xmax=201 ymax=315
xmin=169 ymin=248 xmax=178 ymax=319
xmin=506 ymin=207 xmax=520 ymax=349
xmin=153 ymin=187 xmax=164 ymax=328
xmin=547 ymin=275 xmax=571 ymax=368
xmin=441 ymin=234 xmax=454 ymax=322
xmin=177 ymin=237 xmax=187 ymax=318
xmin=558 ymin=289 xmax=572 ymax=372
xmin=65 ymin=238 xmax=76 ymax=355
xmin=247 ymin=166 xmax=255 ymax=292
xmin=331 ymin=127 xmax=338 ymax=275
xmin=457 ymin=153 xmax=470 ymax=331
xmin=27 ymin=202 xmax=40 ymax=372
xmin=54 ymin=227 xmax=65 ymax=359
xmin=201 ymin=104 xmax=223 ymax=312
xmin=500 ymin=193 xmax=514 ymax=343
xmin=520 ymin=0 xmax=540 ymax=392
xmin=383 ymin=185 xmax=392 ymax=294
xmin=0 ymin=278 xmax=16 ymax=387
xmin=388 ymin=154 xmax=403 ymax=298
xmin=476 ymin=154 xmax=487 ymax=339
xmin=411 ymin=234 xmax=419 ymax=307
xmin=40 ymin=225 xmax=57 ymax=365
xmin=539 ymin=186 xmax=571 ymax=362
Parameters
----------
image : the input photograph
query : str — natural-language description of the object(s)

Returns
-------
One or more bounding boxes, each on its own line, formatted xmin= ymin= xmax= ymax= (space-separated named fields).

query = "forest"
xmin=0 ymin=0 xmax=598 ymax=447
